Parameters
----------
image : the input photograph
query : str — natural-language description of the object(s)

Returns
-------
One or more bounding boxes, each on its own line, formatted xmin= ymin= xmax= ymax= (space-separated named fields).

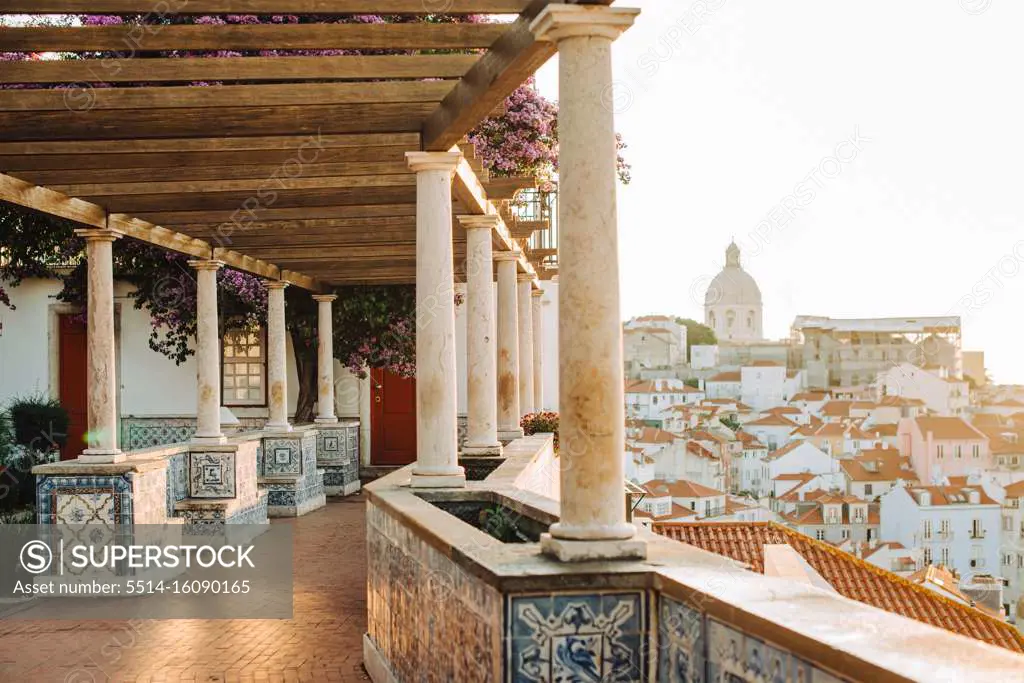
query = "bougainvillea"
xmin=1 ymin=12 xmax=631 ymax=422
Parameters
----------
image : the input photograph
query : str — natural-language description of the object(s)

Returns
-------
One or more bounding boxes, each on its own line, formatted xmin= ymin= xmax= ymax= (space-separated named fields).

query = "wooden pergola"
xmin=0 ymin=0 xmax=596 ymax=289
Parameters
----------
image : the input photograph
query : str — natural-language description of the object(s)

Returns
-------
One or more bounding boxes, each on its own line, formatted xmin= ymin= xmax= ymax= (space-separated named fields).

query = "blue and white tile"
xmin=189 ymin=451 xmax=237 ymax=498
xmin=657 ymin=595 xmax=705 ymax=683
xmin=507 ymin=591 xmax=645 ymax=683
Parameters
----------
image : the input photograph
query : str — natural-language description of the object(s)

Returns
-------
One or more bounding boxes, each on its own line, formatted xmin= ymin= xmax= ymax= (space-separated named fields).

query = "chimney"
xmin=968 ymin=489 xmax=980 ymax=505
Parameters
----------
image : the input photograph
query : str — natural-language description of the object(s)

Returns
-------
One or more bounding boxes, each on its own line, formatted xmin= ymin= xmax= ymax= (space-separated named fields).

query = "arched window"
xmin=746 ymin=311 xmax=753 ymax=329
xmin=709 ymin=311 xmax=717 ymax=329
xmin=726 ymin=310 xmax=735 ymax=328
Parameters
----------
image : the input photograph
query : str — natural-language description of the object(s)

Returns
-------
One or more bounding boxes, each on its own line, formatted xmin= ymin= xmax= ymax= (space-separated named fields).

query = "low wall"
xmin=364 ymin=435 xmax=1024 ymax=683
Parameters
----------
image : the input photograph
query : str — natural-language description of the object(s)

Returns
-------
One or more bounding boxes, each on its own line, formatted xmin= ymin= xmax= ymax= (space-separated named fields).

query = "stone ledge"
xmin=33 ymin=458 xmax=168 ymax=476
xmin=365 ymin=434 xmax=1024 ymax=682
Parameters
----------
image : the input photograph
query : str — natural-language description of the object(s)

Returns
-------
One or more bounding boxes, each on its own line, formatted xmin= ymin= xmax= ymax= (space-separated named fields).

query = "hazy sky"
xmin=534 ymin=0 xmax=1024 ymax=384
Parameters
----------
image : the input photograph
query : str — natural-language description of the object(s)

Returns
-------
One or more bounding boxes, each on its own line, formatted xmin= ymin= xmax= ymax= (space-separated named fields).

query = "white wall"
xmin=117 ymin=282 xmax=198 ymax=416
xmin=0 ymin=279 xmax=60 ymax=405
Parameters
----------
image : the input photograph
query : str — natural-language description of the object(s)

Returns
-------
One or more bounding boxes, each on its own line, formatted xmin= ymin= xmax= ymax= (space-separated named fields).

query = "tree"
xmin=676 ymin=317 xmax=717 ymax=354
xmin=719 ymin=415 xmax=741 ymax=432
xmin=683 ymin=378 xmax=701 ymax=389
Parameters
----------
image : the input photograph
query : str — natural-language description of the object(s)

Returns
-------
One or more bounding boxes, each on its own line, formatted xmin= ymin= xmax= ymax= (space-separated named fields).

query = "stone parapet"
xmin=363 ymin=434 xmax=1024 ymax=683
xmin=259 ymin=426 xmax=326 ymax=517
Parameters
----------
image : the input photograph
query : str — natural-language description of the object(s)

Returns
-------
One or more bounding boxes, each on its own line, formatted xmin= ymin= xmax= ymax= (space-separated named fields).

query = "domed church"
xmin=704 ymin=241 xmax=763 ymax=342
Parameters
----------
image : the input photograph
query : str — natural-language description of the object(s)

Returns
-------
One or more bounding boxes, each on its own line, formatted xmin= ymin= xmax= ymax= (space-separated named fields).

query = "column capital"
xmin=187 ymin=259 xmax=225 ymax=271
xmin=531 ymin=5 xmax=640 ymax=42
xmin=531 ymin=288 xmax=545 ymax=298
xmin=74 ymin=227 xmax=123 ymax=242
xmin=312 ymin=294 xmax=338 ymax=303
xmin=265 ymin=280 xmax=289 ymax=291
xmin=457 ymin=214 xmax=502 ymax=231
xmin=517 ymin=273 xmax=535 ymax=284
xmin=493 ymin=250 xmax=522 ymax=263
xmin=405 ymin=150 xmax=462 ymax=174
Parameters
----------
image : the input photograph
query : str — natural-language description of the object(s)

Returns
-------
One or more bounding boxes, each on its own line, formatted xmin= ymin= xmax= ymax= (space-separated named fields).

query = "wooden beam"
xmin=0 ymin=172 xmax=105 ymax=228
xmin=48 ymin=174 xmax=415 ymax=198
xmin=0 ymin=23 xmax=508 ymax=52
xmin=0 ymin=54 xmax=479 ymax=84
xmin=509 ymin=219 xmax=548 ymax=240
xmin=182 ymin=216 xmax=416 ymax=235
xmin=133 ymin=203 xmax=419 ymax=226
xmin=484 ymin=175 xmax=537 ymax=200
xmin=88 ymin=186 xmax=419 ymax=213
xmin=11 ymin=161 xmax=412 ymax=186
xmin=422 ymin=19 xmax=555 ymax=151
xmin=0 ymin=132 xmax=419 ymax=155
xmin=0 ymin=82 xmax=454 ymax=112
xmin=0 ymin=1 xmax=531 ymax=15
xmin=0 ymin=173 xmax=321 ymax=290
xmin=0 ymin=103 xmax=436 ymax=141
xmin=0 ymin=146 xmax=412 ymax=172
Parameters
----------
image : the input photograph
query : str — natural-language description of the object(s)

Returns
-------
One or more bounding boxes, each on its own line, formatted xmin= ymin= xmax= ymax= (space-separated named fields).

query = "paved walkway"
xmin=0 ymin=495 xmax=370 ymax=682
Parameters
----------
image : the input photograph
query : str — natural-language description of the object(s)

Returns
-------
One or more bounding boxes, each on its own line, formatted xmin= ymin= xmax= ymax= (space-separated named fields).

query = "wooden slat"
xmin=0 ymin=103 xmax=436 ymax=141
xmin=12 ymin=161 xmax=412 ymax=185
xmin=0 ymin=132 xmax=419 ymax=155
xmin=0 ymin=23 xmax=508 ymax=52
xmin=0 ymin=1 xmax=531 ymax=14
xmin=90 ymin=186 xmax=418 ymax=212
xmin=134 ymin=203 xmax=420 ymax=225
xmin=0 ymin=54 xmax=478 ymax=84
xmin=183 ymin=216 xmax=416 ymax=235
xmin=0 ymin=146 xmax=411 ymax=171
xmin=423 ymin=19 xmax=555 ymax=151
xmin=49 ymin=174 xmax=415 ymax=197
xmin=0 ymin=82 xmax=454 ymax=112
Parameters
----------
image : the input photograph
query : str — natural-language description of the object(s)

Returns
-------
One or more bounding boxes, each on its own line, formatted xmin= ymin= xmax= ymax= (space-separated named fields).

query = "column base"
xmin=191 ymin=434 xmax=227 ymax=446
xmin=410 ymin=472 xmax=467 ymax=489
xmin=461 ymin=443 xmax=503 ymax=457
xmin=540 ymin=533 xmax=647 ymax=562
xmin=265 ymin=422 xmax=292 ymax=433
xmin=314 ymin=417 xmax=339 ymax=424
xmin=498 ymin=428 xmax=525 ymax=441
xmin=79 ymin=449 xmax=126 ymax=464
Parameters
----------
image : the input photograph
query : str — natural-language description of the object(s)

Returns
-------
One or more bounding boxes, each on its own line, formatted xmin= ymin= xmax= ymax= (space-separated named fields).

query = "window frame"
xmin=221 ymin=326 xmax=268 ymax=407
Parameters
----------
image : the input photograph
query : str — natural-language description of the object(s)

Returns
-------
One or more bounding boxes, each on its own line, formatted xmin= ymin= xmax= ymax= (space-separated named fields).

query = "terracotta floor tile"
xmin=0 ymin=497 xmax=370 ymax=683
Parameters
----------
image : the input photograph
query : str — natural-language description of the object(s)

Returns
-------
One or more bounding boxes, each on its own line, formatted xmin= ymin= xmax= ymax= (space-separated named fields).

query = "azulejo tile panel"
xmin=189 ymin=451 xmax=237 ymax=498
xmin=658 ymin=595 xmax=705 ymax=683
xmin=122 ymin=418 xmax=195 ymax=451
xmin=705 ymin=617 xmax=848 ymax=683
xmin=507 ymin=591 xmax=647 ymax=683
xmin=262 ymin=437 xmax=302 ymax=476
xmin=164 ymin=451 xmax=188 ymax=517
xmin=37 ymin=475 xmax=133 ymax=527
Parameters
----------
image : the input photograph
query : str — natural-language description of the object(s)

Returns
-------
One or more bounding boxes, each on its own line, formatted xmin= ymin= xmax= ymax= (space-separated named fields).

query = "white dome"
xmin=704 ymin=242 xmax=762 ymax=306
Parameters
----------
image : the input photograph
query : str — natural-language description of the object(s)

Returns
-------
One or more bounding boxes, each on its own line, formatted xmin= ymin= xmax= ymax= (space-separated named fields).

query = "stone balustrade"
xmin=363 ymin=435 xmax=1024 ymax=683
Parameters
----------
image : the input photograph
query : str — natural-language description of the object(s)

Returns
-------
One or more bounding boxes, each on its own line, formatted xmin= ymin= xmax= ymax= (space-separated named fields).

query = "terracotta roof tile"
xmin=747 ymin=414 xmax=798 ymax=427
xmin=1004 ymin=480 xmax=1024 ymax=498
xmin=839 ymin=450 xmax=918 ymax=483
xmin=708 ymin=371 xmax=741 ymax=382
xmin=651 ymin=522 xmax=1024 ymax=653
xmin=644 ymin=478 xmax=725 ymax=498
xmin=912 ymin=416 xmax=987 ymax=441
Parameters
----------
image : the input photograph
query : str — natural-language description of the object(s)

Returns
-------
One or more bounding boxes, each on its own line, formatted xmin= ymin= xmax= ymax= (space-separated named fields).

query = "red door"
xmin=370 ymin=369 xmax=417 ymax=466
xmin=58 ymin=314 xmax=88 ymax=461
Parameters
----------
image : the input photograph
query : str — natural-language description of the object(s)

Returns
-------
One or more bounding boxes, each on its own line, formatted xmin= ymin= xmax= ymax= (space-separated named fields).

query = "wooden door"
xmin=369 ymin=369 xmax=417 ymax=466
xmin=58 ymin=314 xmax=88 ymax=461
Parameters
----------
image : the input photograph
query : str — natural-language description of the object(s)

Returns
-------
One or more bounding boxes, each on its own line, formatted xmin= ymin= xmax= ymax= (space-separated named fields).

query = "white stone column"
xmin=458 ymin=215 xmax=502 ymax=456
xmin=313 ymin=294 xmax=338 ymax=424
xmin=494 ymin=251 xmax=523 ymax=440
xmin=517 ymin=275 xmax=535 ymax=416
xmin=74 ymin=228 xmax=124 ymax=463
xmin=265 ymin=280 xmax=291 ymax=432
xmin=532 ymin=288 xmax=545 ymax=412
xmin=407 ymin=151 xmax=465 ymax=488
xmin=189 ymin=259 xmax=226 ymax=445
xmin=532 ymin=4 xmax=644 ymax=561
